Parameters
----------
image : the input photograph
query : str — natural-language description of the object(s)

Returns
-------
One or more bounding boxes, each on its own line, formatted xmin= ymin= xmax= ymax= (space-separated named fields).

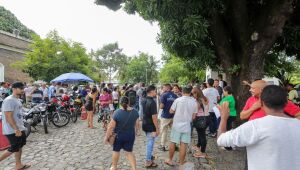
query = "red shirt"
xmin=243 ymin=96 xmax=300 ymax=121
xmin=99 ymin=94 xmax=112 ymax=107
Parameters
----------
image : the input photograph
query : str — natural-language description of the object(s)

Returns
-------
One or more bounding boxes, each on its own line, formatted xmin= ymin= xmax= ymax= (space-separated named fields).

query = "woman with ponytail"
xmin=191 ymin=87 xmax=210 ymax=158
xmin=105 ymin=96 xmax=139 ymax=170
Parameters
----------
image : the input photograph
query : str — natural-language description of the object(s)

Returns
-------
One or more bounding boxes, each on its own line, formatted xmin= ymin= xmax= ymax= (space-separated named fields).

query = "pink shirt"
xmin=99 ymin=94 xmax=112 ymax=107
xmin=243 ymin=96 xmax=300 ymax=121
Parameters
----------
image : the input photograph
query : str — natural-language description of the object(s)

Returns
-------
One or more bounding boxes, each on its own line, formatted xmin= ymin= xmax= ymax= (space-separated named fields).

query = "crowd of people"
xmin=1 ymin=76 xmax=300 ymax=170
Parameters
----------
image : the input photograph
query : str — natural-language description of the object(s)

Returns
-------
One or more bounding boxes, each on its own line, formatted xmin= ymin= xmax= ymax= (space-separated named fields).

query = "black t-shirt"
xmin=142 ymin=96 xmax=157 ymax=132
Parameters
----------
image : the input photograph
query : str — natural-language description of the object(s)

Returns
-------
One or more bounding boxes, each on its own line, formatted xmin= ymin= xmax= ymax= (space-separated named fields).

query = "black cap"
xmin=12 ymin=82 xmax=25 ymax=89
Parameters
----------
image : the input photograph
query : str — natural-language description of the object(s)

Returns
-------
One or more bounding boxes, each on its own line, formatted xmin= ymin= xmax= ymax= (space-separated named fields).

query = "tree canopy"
xmin=13 ymin=30 xmax=95 ymax=82
xmin=96 ymin=0 xmax=300 ymax=111
xmin=119 ymin=52 xmax=158 ymax=84
xmin=0 ymin=6 xmax=35 ymax=39
xmin=91 ymin=42 xmax=129 ymax=82
xmin=159 ymin=55 xmax=205 ymax=84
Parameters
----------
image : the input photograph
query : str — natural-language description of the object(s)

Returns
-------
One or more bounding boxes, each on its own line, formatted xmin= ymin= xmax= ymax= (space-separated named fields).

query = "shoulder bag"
xmin=107 ymin=110 xmax=132 ymax=146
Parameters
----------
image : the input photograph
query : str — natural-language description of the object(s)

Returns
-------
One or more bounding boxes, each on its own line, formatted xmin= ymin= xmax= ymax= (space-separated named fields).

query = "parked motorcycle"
xmin=23 ymin=103 xmax=48 ymax=134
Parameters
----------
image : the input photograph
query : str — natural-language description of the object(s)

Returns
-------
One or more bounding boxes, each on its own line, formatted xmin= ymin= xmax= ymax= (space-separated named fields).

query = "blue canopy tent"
xmin=50 ymin=73 xmax=94 ymax=83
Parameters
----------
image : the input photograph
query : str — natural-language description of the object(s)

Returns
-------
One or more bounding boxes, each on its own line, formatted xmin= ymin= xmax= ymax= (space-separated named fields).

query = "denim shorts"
xmin=170 ymin=128 xmax=191 ymax=144
xmin=113 ymin=132 xmax=135 ymax=152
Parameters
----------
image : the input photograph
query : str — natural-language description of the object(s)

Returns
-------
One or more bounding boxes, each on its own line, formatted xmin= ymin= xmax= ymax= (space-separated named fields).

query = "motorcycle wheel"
xmin=23 ymin=121 xmax=31 ymax=138
xmin=71 ymin=110 xmax=78 ymax=123
xmin=52 ymin=111 xmax=70 ymax=127
xmin=42 ymin=117 xmax=48 ymax=134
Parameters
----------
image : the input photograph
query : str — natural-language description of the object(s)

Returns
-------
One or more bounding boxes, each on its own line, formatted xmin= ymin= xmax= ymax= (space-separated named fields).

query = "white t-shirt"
xmin=203 ymin=87 xmax=219 ymax=112
xmin=40 ymin=87 xmax=48 ymax=98
xmin=24 ymin=86 xmax=33 ymax=97
xmin=217 ymin=115 xmax=300 ymax=170
xmin=170 ymin=96 xmax=198 ymax=133
xmin=112 ymin=91 xmax=119 ymax=100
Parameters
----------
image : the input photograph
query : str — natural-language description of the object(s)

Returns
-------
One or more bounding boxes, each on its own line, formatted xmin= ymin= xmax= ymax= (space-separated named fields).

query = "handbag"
xmin=193 ymin=116 xmax=207 ymax=129
xmin=107 ymin=110 xmax=132 ymax=146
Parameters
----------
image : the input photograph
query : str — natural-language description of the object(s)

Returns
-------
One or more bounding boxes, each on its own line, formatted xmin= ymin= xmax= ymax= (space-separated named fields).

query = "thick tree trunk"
xmin=211 ymin=0 xmax=294 ymax=116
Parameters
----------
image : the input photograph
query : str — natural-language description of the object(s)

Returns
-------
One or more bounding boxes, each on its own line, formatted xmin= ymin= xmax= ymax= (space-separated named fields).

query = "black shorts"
xmin=113 ymin=132 xmax=135 ymax=152
xmin=5 ymin=131 xmax=26 ymax=152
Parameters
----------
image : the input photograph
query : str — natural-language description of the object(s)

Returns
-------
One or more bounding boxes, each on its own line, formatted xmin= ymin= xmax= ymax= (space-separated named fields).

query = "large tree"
xmin=13 ymin=30 xmax=95 ymax=82
xmin=92 ymin=42 xmax=129 ymax=82
xmin=96 ymin=0 xmax=300 ymax=111
xmin=159 ymin=55 xmax=205 ymax=84
xmin=120 ymin=52 xmax=158 ymax=84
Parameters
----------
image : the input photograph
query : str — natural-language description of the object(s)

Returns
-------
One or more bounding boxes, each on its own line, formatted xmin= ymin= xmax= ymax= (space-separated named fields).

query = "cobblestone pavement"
xmin=0 ymin=115 xmax=246 ymax=170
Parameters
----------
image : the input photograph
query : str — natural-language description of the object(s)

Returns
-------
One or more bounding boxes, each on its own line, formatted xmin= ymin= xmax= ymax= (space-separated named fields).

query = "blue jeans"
xmin=138 ymin=100 xmax=143 ymax=119
xmin=146 ymin=132 xmax=156 ymax=162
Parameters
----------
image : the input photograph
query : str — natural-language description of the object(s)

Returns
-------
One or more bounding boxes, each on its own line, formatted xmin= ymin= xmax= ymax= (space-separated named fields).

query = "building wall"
xmin=0 ymin=30 xmax=32 ymax=83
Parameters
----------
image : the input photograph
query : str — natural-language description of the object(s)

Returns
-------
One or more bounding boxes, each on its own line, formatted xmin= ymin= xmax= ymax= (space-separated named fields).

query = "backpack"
xmin=125 ymin=90 xmax=137 ymax=107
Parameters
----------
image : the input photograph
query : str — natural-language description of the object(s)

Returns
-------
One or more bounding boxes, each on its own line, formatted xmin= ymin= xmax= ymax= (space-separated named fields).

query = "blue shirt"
xmin=48 ymin=85 xmax=56 ymax=98
xmin=113 ymin=109 xmax=139 ymax=134
xmin=160 ymin=91 xmax=177 ymax=119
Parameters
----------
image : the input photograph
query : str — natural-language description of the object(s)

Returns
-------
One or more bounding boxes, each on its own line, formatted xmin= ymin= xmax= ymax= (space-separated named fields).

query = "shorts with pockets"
xmin=170 ymin=128 xmax=191 ymax=144
xmin=5 ymin=131 xmax=26 ymax=152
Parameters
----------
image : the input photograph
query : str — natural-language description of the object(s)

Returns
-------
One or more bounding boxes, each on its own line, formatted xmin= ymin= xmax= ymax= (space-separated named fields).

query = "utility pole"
xmin=145 ymin=68 xmax=148 ymax=85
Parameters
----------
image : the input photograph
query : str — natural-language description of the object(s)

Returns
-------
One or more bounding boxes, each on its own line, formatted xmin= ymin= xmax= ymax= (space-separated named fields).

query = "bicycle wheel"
xmin=52 ymin=111 xmax=70 ymax=127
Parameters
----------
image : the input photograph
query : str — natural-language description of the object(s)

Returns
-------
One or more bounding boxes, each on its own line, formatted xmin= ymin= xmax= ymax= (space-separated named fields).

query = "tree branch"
xmin=248 ymin=0 xmax=295 ymax=80
xmin=252 ymin=0 xmax=294 ymax=58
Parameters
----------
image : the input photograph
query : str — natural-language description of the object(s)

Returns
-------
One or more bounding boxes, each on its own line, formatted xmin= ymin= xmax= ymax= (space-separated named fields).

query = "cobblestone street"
xmin=0 ymin=115 xmax=246 ymax=170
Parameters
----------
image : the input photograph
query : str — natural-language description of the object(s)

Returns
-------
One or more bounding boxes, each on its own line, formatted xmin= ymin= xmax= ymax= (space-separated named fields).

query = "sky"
xmin=0 ymin=0 xmax=163 ymax=59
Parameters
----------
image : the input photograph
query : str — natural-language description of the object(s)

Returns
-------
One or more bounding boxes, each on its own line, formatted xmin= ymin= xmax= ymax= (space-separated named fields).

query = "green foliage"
xmin=0 ymin=6 xmax=36 ymax=39
xmin=159 ymin=56 xmax=205 ymax=84
xmin=94 ymin=0 xmax=123 ymax=11
xmin=264 ymin=51 xmax=299 ymax=86
xmin=120 ymin=52 xmax=158 ymax=84
xmin=96 ymin=0 xmax=300 ymax=73
xmin=92 ymin=42 xmax=129 ymax=82
xmin=275 ymin=1 xmax=300 ymax=59
xmin=13 ymin=30 xmax=94 ymax=82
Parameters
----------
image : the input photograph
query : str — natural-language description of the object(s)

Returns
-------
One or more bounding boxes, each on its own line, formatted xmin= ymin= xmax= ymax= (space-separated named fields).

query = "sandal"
xmin=17 ymin=164 xmax=31 ymax=170
xmin=145 ymin=162 xmax=158 ymax=168
xmin=193 ymin=152 xmax=207 ymax=158
xmin=164 ymin=160 xmax=175 ymax=166
xmin=192 ymin=146 xmax=200 ymax=152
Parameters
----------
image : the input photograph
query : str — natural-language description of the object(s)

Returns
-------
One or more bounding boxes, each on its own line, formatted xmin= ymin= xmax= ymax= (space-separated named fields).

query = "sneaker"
xmin=158 ymin=145 xmax=167 ymax=152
